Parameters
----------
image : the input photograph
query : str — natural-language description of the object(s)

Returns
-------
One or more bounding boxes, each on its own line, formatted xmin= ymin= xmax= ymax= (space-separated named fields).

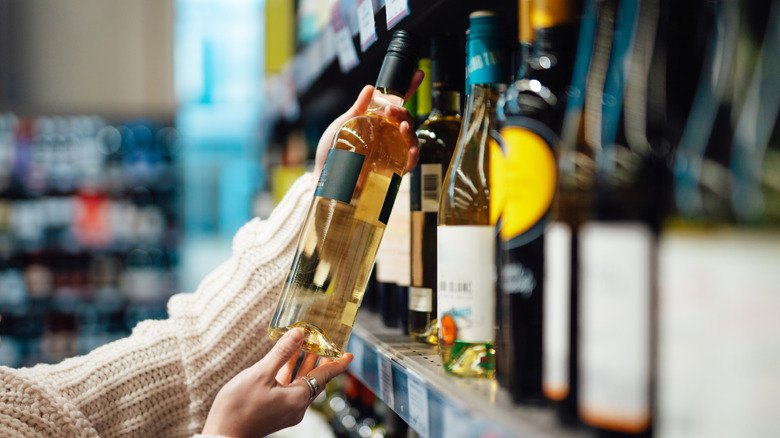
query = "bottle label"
xmin=468 ymin=46 xmax=504 ymax=85
xmin=542 ymin=221 xmax=572 ymax=401
xmin=579 ymin=221 xmax=653 ymax=433
xmin=411 ymin=163 xmax=443 ymax=213
xmin=315 ymin=148 xmax=365 ymax=204
xmin=437 ymin=225 xmax=495 ymax=344
xmin=409 ymin=286 xmax=433 ymax=312
xmin=491 ymin=122 xmax=557 ymax=244
xmin=658 ymin=228 xmax=780 ymax=438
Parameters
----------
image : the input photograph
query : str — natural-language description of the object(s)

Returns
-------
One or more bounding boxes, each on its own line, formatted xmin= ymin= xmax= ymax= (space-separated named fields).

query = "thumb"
xmin=328 ymin=85 xmax=375 ymax=131
xmin=255 ymin=328 xmax=304 ymax=382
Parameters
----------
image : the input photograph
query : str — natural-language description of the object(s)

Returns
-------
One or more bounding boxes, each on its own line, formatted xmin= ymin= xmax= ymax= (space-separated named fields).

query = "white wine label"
xmin=658 ymin=228 xmax=780 ymax=438
xmin=356 ymin=0 xmax=377 ymax=52
xmin=543 ymin=221 xmax=571 ymax=400
xmin=579 ymin=221 xmax=652 ymax=432
xmin=376 ymin=175 xmax=410 ymax=285
xmin=407 ymin=372 xmax=429 ymax=437
xmin=340 ymin=301 xmax=359 ymax=327
xmin=437 ymin=225 xmax=496 ymax=344
xmin=420 ymin=164 xmax=442 ymax=213
xmin=409 ymin=287 xmax=433 ymax=312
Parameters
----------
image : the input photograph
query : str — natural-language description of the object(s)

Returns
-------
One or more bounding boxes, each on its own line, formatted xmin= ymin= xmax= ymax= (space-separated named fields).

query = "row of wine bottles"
xmin=267 ymin=0 xmax=779 ymax=435
xmin=375 ymin=0 xmax=779 ymax=437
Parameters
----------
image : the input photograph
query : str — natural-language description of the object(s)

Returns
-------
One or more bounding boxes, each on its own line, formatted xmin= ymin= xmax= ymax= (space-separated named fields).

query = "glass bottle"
xmin=493 ymin=0 xmax=580 ymax=404
xmin=269 ymin=31 xmax=421 ymax=358
xmin=437 ymin=11 xmax=505 ymax=378
xmin=658 ymin=2 xmax=780 ymax=437
xmin=408 ymin=37 xmax=462 ymax=344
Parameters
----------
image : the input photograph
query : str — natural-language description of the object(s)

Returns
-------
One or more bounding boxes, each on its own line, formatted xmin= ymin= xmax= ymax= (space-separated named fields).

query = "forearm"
xmin=17 ymin=175 xmax=314 ymax=437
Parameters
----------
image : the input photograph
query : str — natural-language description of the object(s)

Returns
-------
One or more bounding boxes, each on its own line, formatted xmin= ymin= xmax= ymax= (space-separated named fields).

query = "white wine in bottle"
xmin=268 ymin=31 xmax=421 ymax=359
xmin=437 ymin=11 xmax=505 ymax=378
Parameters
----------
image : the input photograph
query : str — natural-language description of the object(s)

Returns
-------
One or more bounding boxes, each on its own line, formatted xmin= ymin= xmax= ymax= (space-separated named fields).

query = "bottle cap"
xmin=467 ymin=11 xmax=506 ymax=85
xmin=375 ymin=30 xmax=422 ymax=95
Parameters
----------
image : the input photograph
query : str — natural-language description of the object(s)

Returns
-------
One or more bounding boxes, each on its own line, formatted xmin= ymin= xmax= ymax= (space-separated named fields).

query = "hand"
xmin=312 ymin=69 xmax=426 ymax=183
xmin=202 ymin=328 xmax=353 ymax=438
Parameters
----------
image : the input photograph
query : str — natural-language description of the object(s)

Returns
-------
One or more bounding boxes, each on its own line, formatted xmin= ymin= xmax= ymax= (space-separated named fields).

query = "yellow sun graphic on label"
xmin=490 ymin=126 xmax=557 ymax=240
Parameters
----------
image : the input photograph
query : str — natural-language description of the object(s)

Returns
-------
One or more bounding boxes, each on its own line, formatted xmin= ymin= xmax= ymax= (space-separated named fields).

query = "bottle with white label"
xmin=268 ymin=31 xmax=421 ymax=359
xmin=437 ymin=11 xmax=505 ymax=378
xmin=408 ymin=37 xmax=462 ymax=344
xmin=577 ymin=0 xmax=669 ymax=435
xmin=659 ymin=2 xmax=780 ymax=437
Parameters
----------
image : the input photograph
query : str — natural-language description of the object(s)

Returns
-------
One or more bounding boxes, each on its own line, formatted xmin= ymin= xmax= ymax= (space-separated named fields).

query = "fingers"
xmin=291 ymin=353 xmax=354 ymax=404
xmin=255 ymin=328 xmax=304 ymax=383
xmin=295 ymin=352 xmax=320 ymax=380
xmin=276 ymin=350 xmax=303 ymax=385
xmin=330 ymin=85 xmax=375 ymax=131
xmin=404 ymin=69 xmax=426 ymax=103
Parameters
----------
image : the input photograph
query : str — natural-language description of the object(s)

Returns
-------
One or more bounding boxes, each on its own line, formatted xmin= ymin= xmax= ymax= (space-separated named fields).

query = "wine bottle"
xmin=659 ymin=2 xmax=780 ymax=436
xmin=408 ymin=37 xmax=462 ymax=345
xmin=540 ymin=0 xmax=600 ymax=424
xmin=437 ymin=11 xmax=505 ymax=378
xmin=269 ymin=31 xmax=421 ymax=359
xmin=493 ymin=0 xmax=580 ymax=404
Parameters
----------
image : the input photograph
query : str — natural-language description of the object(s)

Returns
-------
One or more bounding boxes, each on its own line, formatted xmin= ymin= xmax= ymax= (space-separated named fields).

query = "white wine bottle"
xmin=268 ymin=31 xmax=420 ymax=359
xmin=437 ymin=11 xmax=505 ymax=378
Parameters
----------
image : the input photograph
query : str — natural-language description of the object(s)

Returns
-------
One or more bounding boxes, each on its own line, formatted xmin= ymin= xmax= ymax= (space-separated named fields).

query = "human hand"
xmin=202 ymin=328 xmax=353 ymax=438
xmin=312 ymin=69 xmax=426 ymax=183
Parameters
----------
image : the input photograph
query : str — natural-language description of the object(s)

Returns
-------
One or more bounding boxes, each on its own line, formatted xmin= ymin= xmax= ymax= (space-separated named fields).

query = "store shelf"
xmin=346 ymin=311 xmax=591 ymax=438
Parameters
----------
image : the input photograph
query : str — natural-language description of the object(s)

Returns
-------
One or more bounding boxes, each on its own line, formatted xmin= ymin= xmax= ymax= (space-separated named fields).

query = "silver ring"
xmin=302 ymin=375 xmax=320 ymax=400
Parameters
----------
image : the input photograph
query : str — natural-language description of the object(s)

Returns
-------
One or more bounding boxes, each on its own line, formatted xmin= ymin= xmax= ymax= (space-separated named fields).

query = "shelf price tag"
xmin=332 ymin=5 xmax=359 ymax=73
xmin=385 ymin=0 xmax=410 ymax=29
xmin=442 ymin=403 xmax=471 ymax=438
xmin=356 ymin=0 xmax=377 ymax=52
xmin=346 ymin=335 xmax=364 ymax=376
xmin=378 ymin=354 xmax=395 ymax=408
xmin=407 ymin=371 xmax=429 ymax=437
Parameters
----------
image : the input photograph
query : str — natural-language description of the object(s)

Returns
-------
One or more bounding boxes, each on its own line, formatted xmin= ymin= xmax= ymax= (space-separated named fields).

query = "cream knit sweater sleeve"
xmin=0 ymin=174 xmax=315 ymax=438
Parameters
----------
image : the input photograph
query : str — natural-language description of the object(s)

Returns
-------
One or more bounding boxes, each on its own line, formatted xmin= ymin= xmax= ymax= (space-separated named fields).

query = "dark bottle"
xmin=493 ymin=0 xmax=580 ymax=404
xmin=408 ymin=36 xmax=462 ymax=344
xmin=657 ymin=2 xmax=777 ymax=437
xmin=576 ymin=0 xmax=661 ymax=435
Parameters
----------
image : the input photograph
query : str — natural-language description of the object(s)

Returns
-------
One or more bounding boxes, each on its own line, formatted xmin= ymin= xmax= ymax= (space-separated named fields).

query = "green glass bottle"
xmin=408 ymin=37 xmax=462 ymax=345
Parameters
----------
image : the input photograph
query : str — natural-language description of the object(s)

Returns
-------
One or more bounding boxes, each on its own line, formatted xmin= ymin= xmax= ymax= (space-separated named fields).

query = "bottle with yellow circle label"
xmin=492 ymin=0 xmax=580 ymax=404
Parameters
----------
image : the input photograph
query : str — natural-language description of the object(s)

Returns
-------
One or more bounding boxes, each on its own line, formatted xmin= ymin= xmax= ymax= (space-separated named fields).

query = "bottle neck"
xmin=430 ymin=89 xmax=461 ymax=118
